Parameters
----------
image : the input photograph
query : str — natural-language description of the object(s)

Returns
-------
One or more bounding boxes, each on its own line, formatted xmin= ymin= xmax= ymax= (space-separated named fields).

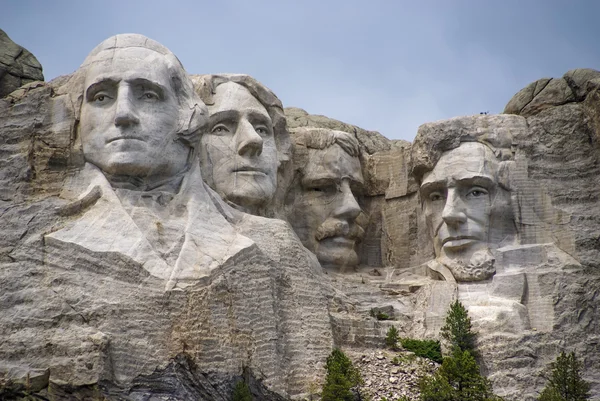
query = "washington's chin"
xmin=90 ymin=156 xmax=154 ymax=177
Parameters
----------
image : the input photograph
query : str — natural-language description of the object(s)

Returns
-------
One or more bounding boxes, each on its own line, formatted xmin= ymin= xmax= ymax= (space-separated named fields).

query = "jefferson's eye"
xmin=211 ymin=124 xmax=229 ymax=134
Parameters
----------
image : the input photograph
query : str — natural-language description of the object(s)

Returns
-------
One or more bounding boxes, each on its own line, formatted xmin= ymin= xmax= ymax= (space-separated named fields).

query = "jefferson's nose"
xmin=114 ymin=86 xmax=140 ymax=127
xmin=235 ymin=119 xmax=263 ymax=157
xmin=441 ymin=188 xmax=467 ymax=226
xmin=333 ymin=181 xmax=361 ymax=221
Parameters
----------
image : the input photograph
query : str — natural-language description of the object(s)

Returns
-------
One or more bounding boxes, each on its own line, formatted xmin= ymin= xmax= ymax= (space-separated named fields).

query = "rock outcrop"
xmin=0 ymin=29 xmax=43 ymax=98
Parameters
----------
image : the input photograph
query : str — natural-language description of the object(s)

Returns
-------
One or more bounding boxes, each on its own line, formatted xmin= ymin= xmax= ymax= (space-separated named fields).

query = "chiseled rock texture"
xmin=1 ymin=33 xmax=599 ymax=401
xmin=0 ymin=80 xmax=334 ymax=400
xmin=0 ymin=29 xmax=43 ymax=98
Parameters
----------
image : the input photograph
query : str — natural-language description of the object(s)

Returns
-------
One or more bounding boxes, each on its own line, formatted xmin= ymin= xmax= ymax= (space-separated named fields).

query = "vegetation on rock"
xmin=440 ymin=300 xmax=476 ymax=355
xmin=537 ymin=351 xmax=591 ymax=401
xmin=321 ymin=348 xmax=363 ymax=401
xmin=419 ymin=300 xmax=504 ymax=401
xmin=386 ymin=325 xmax=400 ymax=349
xmin=400 ymin=338 xmax=442 ymax=364
xmin=232 ymin=380 xmax=253 ymax=401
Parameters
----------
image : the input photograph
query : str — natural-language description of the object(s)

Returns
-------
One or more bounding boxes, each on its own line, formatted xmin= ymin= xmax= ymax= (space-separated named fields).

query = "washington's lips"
xmin=107 ymin=136 xmax=145 ymax=144
xmin=233 ymin=166 xmax=268 ymax=175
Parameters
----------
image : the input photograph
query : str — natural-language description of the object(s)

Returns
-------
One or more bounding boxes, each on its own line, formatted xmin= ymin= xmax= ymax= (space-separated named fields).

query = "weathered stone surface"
xmin=0 ymin=29 xmax=44 ymax=98
xmin=192 ymin=74 xmax=291 ymax=217
xmin=0 ymin=35 xmax=334 ymax=400
xmin=2 ymin=32 xmax=600 ymax=401
xmin=286 ymin=127 xmax=364 ymax=270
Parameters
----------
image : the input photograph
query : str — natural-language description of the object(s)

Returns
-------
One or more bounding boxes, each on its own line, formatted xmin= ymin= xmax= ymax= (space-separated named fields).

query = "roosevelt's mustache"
xmin=315 ymin=219 xmax=365 ymax=241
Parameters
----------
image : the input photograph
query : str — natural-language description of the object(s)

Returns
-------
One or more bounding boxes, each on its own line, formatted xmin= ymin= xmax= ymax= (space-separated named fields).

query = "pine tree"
xmin=419 ymin=348 xmax=503 ymax=401
xmin=537 ymin=351 xmax=591 ymax=401
xmin=232 ymin=380 xmax=252 ymax=401
xmin=321 ymin=348 xmax=362 ymax=401
xmin=419 ymin=301 xmax=503 ymax=401
xmin=440 ymin=300 xmax=476 ymax=355
xmin=386 ymin=325 xmax=400 ymax=349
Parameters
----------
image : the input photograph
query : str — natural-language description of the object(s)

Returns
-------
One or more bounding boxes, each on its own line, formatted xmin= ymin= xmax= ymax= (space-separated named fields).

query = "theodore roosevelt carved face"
xmin=420 ymin=142 xmax=514 ymax=281
xmin=287 ymin=128 xmax=365 ymax=269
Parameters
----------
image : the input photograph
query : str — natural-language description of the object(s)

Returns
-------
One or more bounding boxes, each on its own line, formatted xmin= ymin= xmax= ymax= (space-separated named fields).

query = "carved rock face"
xmin=293 ymin=142 xmax=364 ymax=268
xmin=201 ymin=81 xmax=278 ymax=211
xmin=80 ymin=47 xmax=189 ymax=181
xmin=420 ymin=142 xmax=503 ymax=281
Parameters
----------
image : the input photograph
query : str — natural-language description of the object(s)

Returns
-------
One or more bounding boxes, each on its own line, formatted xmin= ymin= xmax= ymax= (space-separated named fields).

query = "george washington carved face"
xmin=80 ymin=46 xmax=191 ymax=182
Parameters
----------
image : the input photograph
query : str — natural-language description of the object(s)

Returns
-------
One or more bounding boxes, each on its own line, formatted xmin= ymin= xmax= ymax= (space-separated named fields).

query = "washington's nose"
xmin=441 ymin=188 xmax=467 ymax=226
xmin=114 ymin=86 xmax=140 ymax=127
xmin=236 ymin=119 xmax=263 ymax=157
xmin=333 ymin=181 xmax=361 ymax=221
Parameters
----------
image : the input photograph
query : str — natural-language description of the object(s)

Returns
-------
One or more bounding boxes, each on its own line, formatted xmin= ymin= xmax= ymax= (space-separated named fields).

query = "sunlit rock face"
xmin=285 ymin=128 xmax=365 ymax=270
xmin=0 ymin=34 xmax=333 ymax=401
xmin=0 ymin=30 xmax=599 ymax=401
xmin=0 ymin=29 xmax=44 ymax=98
xmin=192 ymin=74 xmax=291 ymax=217
xmin=409 ymin=113 xmax=598 ymax=400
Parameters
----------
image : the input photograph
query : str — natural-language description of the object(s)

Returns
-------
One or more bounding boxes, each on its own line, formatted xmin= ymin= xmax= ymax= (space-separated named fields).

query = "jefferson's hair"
xmin=192 ymin=74 xmax=291 ymax=164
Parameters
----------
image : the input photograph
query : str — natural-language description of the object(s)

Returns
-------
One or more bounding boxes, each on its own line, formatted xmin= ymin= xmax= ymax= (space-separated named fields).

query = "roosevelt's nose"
xmin=333 ymin=181 xmax=361 ymax=221
xmin=114 ymin=85 xmax=140 ymax=127
xmin=441 ymin=188 xmax=467 ymax=226
xmin=236 ymin=119 xmax=263 ymax=157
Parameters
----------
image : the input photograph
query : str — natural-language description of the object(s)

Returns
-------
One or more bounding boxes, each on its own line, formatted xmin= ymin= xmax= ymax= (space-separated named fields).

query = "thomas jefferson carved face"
xmin=292 ymin=142 xmax=364 ymax=269
xmin=80 ymin=47 xmax=190 ymax=182
xmin=420 ymin=142 xmax=507 ymax=281
xmin=200 ymin=82 xmax=278 ymax=212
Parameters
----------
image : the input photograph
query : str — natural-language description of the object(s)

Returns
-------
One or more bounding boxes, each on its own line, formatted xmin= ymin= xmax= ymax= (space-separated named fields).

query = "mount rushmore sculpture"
xmin=0 ymin=33 xmax=598 ymax=400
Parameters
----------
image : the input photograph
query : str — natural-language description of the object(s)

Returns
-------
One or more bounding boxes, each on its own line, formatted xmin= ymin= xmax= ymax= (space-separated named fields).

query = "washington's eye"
xmin=141 ymin=90 xmax=160 ymax=101
xmin=93 ymin=93 xmax=110 ymax=102
xmin=256 ymin=126 xmax=267 ymax=135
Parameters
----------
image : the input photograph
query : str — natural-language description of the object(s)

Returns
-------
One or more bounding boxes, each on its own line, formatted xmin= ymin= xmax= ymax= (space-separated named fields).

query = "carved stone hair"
xmin=289 ymin=127 xmax=359 ymax=157
xmin=411 ymin=115 xmax=516 ymax=189
xmin=69 ymin=34 xmax=207 ymax=149
xmin=192 ymin=74 xmax=291 ymax=165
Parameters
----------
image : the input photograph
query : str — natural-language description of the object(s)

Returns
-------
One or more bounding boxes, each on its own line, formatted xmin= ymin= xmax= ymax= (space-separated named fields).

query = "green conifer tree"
xmin=321 ymin=348 xmax=362 ymax=401
xmin=232 ymin=380 xmax=252 ymax=401
xmin=419 ymin=300 xmax=504 ymax=401
xmin=386 ymin=325 xmax=400 ymax=349
xmin=538 ymin=351 xmax=591 ymax=401
xmin=440 ymin=300 xmax=476 ymax=355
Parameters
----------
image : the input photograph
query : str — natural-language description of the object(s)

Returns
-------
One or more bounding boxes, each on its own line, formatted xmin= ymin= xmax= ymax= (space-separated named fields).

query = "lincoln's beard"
xmin=439 ymin=248 xmax=496 ymax=282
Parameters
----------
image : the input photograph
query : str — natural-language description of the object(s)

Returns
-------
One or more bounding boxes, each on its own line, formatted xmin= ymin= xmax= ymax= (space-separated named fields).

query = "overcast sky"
xmin=3 ymin=0 xmax=600 ymax=141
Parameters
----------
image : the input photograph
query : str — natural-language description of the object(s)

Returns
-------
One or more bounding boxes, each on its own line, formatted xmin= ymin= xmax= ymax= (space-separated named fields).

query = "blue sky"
xmin=3 ymin=0 xmax=600 ymax=141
